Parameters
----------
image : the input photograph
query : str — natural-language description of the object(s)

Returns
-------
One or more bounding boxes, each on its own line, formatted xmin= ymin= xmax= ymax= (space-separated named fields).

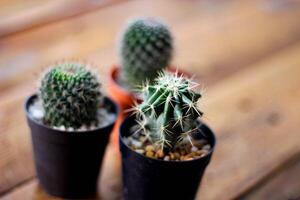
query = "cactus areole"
xmin=120 ymin=17 xmax=173 ymax=89
xmin=131 ymin=71 xmax=203 ymax=152
xmin=40 ymin=62 xmax=102 ymax=129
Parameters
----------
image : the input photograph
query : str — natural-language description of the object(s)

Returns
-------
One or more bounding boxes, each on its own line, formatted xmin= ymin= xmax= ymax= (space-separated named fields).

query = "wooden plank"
xmin=0 ymin=87 xmax=35 ymax=195
xmin=0 ymin=0 xmax=127 ymax=37
xmin=1 ymin=0 xmax=300 ymax=197
xmin=197 ymin=41 xmax=300 ymax=200
xmin=239 ymin=154 xmax=300 ymax=200
xmin=1 ymin=29 xmax=300 ymax=200
xmin=0 ymin=0 xmax=202 ymax=92
xmin=1 ymin=0 xmax=300 ymax=92
xmin=175 ymin=0 xmax=300 ymax=85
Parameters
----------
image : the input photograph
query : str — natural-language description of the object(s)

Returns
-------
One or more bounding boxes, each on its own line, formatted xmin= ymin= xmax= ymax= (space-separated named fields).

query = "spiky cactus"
xmin=132 ymin=71 xmax=203 ymax=152
xmin=39 ymin=62 xmax=102 ymax=129
xmin=120 ymin=17 xmax=173 ymax=89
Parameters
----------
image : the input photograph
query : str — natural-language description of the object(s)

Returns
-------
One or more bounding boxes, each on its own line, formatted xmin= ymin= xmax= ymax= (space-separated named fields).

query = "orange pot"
xmin=107 ymin=65 xmax=190 ymax=153
xmin=107 ymin=65 xmax=136 ymax=153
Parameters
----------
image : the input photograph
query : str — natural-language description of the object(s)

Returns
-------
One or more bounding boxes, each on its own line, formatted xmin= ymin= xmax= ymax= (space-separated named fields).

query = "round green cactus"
xmin=132 ymin=71 xmax=203 ymax=152
xmin=39 ymin=62 xmax=102 ymax=129
xmin=120 ymin=17 xmax=173 ymax=89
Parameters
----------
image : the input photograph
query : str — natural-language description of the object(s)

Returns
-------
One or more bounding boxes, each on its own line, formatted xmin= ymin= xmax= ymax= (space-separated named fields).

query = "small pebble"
xmin=56 ymin=125 xmax=65 ymax=131
xmin=156 ymin=149 xmax=164 ymax=158
xmin=180 ymin=156 xmax=185 ymax=161
xmin=146 ymin=151 xmax=154 ymax=158
xmin=145 ymin=145 xmax=155 ymax=152
xmin=132 ymin=140 xmax=143 ymax=148
xmin=193 ymin=139 xmax=206 ymax=148
xmin=197 ymin=150 xmax=209 ymax=156
xmin=67 ymin=127 xmax=74 ymax=131
xmin=164 ymin=156 xmax=170 ymax=161
xmin=203 ymin=144 xmax=211 ymax=151
xmin=139 ymin=136 xmax=146 ymax=142
xmin=173 ymin=152 xmax=180 ymax=159
xmin=191 ymin=146 xmax=198 ymax=152
xmin=182 ymin=154 xmax=192 ymax=160
xmin=135 ymin=149 xmax=145 ymax=155
xmin=170 ymin=153 xmax=175 ymax=160
xmin=180 ymin=149 xmax=186 ymax=155
xmin=191 ymin=152 xmax=198 ymax=157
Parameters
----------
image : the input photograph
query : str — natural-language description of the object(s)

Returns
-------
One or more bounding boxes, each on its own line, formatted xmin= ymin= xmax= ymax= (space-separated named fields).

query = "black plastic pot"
xmin=25 ymin=94 xmax=118 ymax=199
xmin=120 ymin=115 xmax=216 ymax=200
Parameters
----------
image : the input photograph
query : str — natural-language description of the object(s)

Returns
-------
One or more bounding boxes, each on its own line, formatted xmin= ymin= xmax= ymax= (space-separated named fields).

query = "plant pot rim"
xmin=110 ymin=65 xmax=134 ymax=96
xmin=120 ymin=115 xmax=216 ymax=163
xmin=25 ymin=94 xmax=119 ymax=134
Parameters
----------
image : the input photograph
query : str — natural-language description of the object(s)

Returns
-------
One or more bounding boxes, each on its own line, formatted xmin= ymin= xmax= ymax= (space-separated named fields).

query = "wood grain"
xmin=1 ymin=27 xmax=300 ymax=200
xmin=0 ymin=87 xmax=35 ymax=195
xmin=0 ymin=0 xmax=126 ymax=37
xmin=239 ymin=154 xmax=300 ymax=200
xmin=1 ymin=0 xmax=300 ymax=199
xmin=197 ymin=41 xmax=300 ymax=200
xmin=1 ymin=0 xmax=300 ymax=92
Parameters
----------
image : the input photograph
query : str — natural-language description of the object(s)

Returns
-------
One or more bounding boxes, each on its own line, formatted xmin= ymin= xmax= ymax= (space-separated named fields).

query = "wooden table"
xmin=0 ymin=0 xmax=300 ymax=199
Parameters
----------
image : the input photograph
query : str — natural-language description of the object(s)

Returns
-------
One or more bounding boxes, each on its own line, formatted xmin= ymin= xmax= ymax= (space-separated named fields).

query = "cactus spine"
xmin=39 ymin=62 xmax=102 ymax=129
xmin=132 ymin=71 xmax=203 ymax=152
xmin=120 ymin=17 xmax=173 ymax=89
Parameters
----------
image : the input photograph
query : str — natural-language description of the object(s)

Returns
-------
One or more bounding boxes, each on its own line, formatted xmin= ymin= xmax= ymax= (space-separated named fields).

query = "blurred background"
xmin=0 ymin=0 xmax=300 ymax=200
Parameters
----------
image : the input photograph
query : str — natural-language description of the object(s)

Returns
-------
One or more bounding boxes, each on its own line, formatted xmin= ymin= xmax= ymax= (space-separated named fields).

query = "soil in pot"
xmin=125 ymin=133 xmax=211 ymax=161
xmin=119 ymin=116 xmax=216 ymax=200
xmin=25 ymin=94 xmax=118 ymax=199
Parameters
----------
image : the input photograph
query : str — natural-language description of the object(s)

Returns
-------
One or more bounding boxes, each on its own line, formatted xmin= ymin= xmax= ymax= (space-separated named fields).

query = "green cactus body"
xmin=40 ymin=62 xmax=102 ymax=129
xmin=120 ymin=17 xmax=173 ymax=89
xmin=133 ymin=71 xmax=203 ymax=152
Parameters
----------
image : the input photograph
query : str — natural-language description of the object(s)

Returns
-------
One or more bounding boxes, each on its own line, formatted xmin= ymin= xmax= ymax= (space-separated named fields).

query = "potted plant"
xmin=119 ymin=71 xmax=216 ymax=200
xmin=24 ymin=62 xmax=118 ymax=198
xmin=108 ymin=17 xmax=187 ymax=149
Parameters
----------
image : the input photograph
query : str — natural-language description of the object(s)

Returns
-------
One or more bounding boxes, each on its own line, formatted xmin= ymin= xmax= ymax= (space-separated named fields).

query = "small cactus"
xmin=39 ymin=62 xmax=102 ymax=129
xmin=120 ymin=17 xmax=173 ymax=89
xmin=131 ymin=71 xmax=203 ymax=152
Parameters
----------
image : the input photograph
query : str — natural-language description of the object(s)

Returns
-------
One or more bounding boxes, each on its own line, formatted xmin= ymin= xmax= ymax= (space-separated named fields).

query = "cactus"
xmin=39 ymin=62 xmax=102 ymax=129
xmin=120 ymin=17 xmax=173 ymax=89
xmin=132 ymin=71 xmax=203 ymax=152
